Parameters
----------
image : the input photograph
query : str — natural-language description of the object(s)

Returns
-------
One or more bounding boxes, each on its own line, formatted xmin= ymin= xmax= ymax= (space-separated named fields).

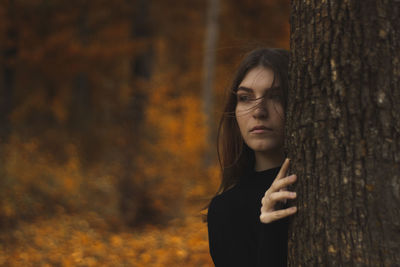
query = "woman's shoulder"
xmin=208 ymin=184 xmax=242 ymax=215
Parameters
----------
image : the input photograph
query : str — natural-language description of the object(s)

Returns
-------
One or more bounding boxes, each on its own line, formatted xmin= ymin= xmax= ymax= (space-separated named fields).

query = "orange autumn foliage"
xmin=0 ymin=0 xmax=289 ymax=265
xmin=0 ymin=214 xmax=212 ymax=266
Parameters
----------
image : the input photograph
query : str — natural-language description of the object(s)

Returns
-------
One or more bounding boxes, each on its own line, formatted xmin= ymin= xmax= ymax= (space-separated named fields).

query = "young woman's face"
xmin=235 ymin=66 xmax=284 ymax=153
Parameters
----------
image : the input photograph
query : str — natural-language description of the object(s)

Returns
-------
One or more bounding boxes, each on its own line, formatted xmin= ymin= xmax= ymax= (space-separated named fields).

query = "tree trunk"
xmin=203 ymin=0 xmax=220 ymax=166
xmin=118 ymin=0 xmax=154 ymax=227
xmin=1 ymin=0 xmax=17 ymax=142
xmin=69 ymin=0 xmax=91 ymax=132
xmin=0 ymin=0 xmax=17 ymax=229
xmin=287 ymin=0 xmax=400 ymax=266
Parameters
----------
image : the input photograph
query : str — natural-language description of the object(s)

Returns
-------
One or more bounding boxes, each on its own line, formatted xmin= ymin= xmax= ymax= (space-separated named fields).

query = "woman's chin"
xmin=248 ymin=141 xmax=283 ymax=154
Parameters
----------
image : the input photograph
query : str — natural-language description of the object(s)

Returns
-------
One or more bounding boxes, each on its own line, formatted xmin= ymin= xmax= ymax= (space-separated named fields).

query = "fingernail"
xmin=291 ymin=192 xmax=297 ymax=197
xmin=290 ymin=207 xmax=297 ymax=212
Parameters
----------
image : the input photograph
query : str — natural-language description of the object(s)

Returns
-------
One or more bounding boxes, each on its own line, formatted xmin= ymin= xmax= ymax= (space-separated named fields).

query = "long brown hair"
xmin=216 ymin=48 xmax=289 ymax=195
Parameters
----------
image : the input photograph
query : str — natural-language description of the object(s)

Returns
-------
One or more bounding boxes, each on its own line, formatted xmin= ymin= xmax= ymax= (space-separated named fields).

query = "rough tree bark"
xmin=287 ymin=0 xmax=400 ymax=266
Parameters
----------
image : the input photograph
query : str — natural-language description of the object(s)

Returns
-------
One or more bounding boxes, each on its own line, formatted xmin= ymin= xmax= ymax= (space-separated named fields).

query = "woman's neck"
xmin=254 ymin=149 xmax=285 ymax=171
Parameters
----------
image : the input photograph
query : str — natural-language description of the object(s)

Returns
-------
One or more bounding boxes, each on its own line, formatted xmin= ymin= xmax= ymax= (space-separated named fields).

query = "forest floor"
xmin=0 ymin=213 xmax=212 ymax=267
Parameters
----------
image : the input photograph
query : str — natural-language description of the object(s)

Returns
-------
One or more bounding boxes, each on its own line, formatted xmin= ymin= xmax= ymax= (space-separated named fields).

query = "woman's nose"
xmin=252 ymin=100 xmax=268 ymax=119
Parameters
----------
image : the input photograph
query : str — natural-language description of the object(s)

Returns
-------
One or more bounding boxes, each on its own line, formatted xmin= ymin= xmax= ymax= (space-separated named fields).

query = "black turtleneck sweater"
xmin=207 ymin=167 xmax=288 ymax=267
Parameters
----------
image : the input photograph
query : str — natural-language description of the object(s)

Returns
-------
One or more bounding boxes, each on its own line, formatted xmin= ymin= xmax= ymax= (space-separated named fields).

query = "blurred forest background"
xmin=0 ymin=0 xmax=289 ymax=266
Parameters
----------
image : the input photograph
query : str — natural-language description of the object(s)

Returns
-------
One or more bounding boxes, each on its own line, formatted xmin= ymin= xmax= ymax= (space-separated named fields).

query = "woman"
xmin=207 ymin=48 xmax=298 ymax=267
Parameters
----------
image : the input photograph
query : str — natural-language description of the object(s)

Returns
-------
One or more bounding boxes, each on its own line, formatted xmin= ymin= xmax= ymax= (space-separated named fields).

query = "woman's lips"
xmin=250 ymin=126 xmax=273 ymax=133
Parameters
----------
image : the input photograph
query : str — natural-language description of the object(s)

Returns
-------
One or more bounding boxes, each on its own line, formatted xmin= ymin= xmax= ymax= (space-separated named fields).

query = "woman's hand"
xmin=260 ymin=158 xmax=298 ymax=224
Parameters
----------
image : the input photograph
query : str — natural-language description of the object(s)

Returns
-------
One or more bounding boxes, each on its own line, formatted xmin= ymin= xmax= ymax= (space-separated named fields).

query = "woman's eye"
xmin=237 ymin=94 xmax=252 ymax=102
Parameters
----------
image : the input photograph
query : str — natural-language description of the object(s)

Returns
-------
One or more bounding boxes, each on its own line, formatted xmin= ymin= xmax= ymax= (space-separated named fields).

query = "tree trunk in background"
xmin=287 ymin=1 xmax=400 ymax=266
xmin=0 ymin=0 xmax=17 ymax=229
xmin=118 ymin=0 xmax=154 ymax=227
xmin=202 ymin=0 xmax=219 ymax=166
xmin=69 ymin=1 xmax=95 ymax=166
xmin=1 ymin=0 xmax=17 ymax=142
xmin=71 ymin=0 xmax=91 ymax=131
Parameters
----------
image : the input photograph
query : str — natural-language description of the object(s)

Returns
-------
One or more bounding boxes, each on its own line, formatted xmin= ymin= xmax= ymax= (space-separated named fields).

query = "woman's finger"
xmin=260 ymin=159 xmax=298 ymax=224
xmin=260 ymin=206 xmax=297 ymax=224
xmin=270 ymin=174 xmax=297 ymax=192
xmin=261 ymin=191 xmax=297 ymax=211
xmin=275 ymin=158 xmax=290 ymax=180
xmin=279 ymin=187 xmax=288 ymax=204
